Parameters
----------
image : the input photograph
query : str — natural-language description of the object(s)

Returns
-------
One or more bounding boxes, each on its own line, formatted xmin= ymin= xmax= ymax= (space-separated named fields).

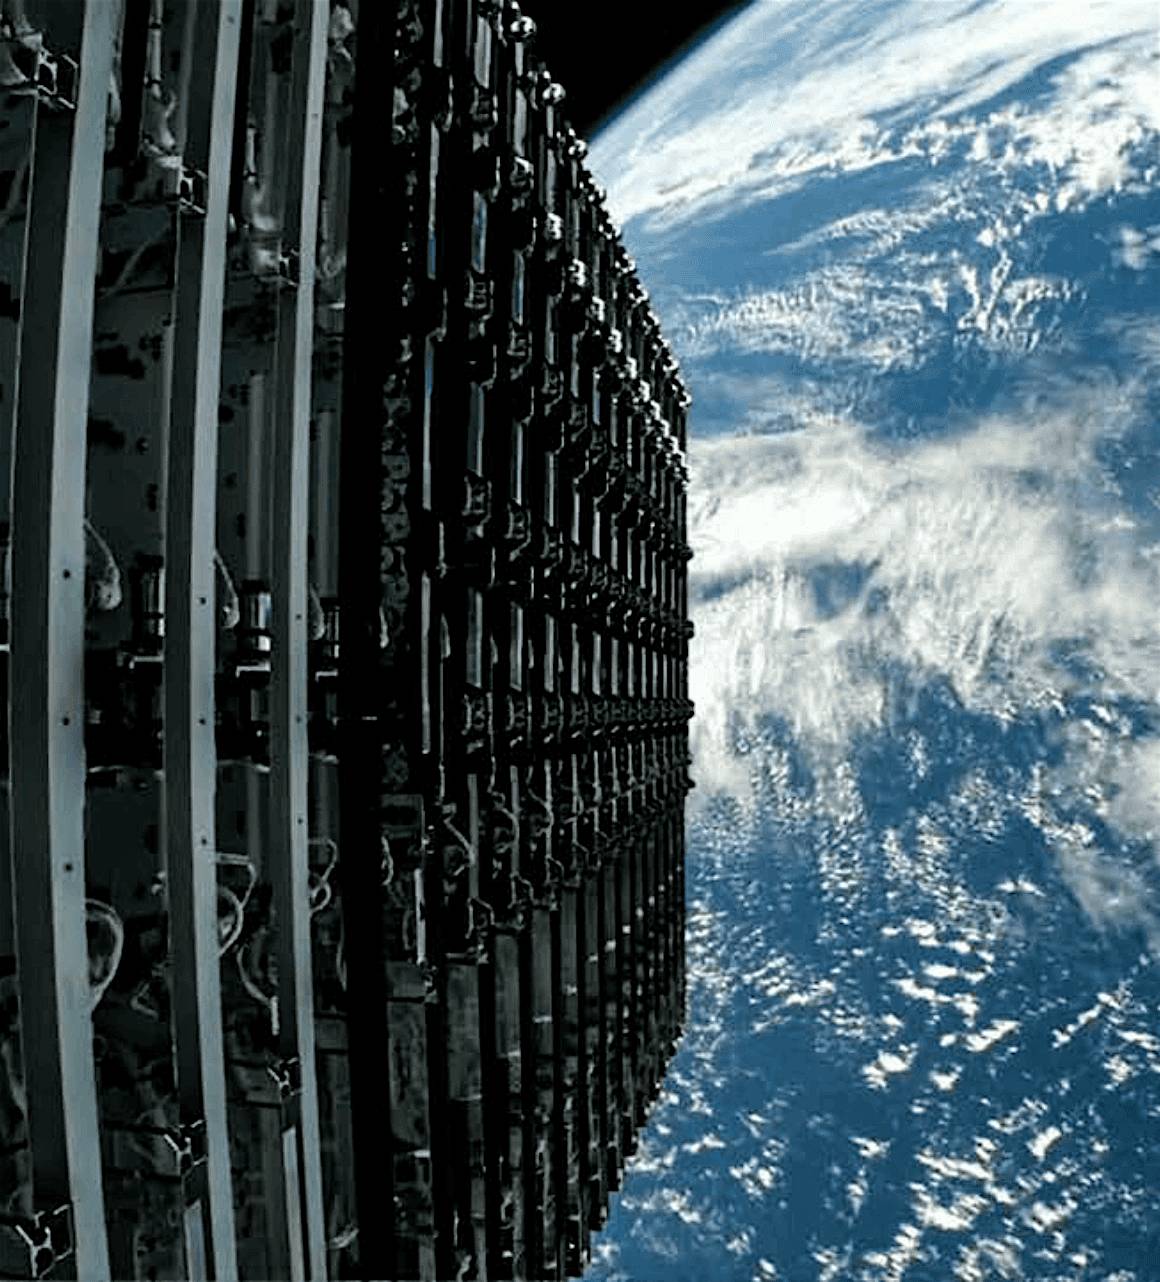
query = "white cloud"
xmin=1102 ymin=738 xmax=1160 ymax=843
xmin=686 ymin=381 xmax=1160 ymax=854
xmin=591 ymin=0 xmax=1160 ymax=234
xmin=578 ymin=7 xmax=1160 ymax=1269
xmin=1115 ymin=223 xmax=1160 ymax=269
xmin=676 ymin=252 xmax=1078 ymax=371
xmin=681 ymin=264 xmax=945 ymax=370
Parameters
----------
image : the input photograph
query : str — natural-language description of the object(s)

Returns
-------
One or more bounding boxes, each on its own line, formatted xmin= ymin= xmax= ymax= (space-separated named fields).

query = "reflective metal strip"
xmin=617 ymin=819 xmax=637 ymax=1154
xmin=530 ymin=902 xmax=560 ymax=1275
xmin=163 ymin=3 xmax=242 ymax=1277
xmin=558 ymin=877 xmax=583 ymax=1263
xmin=281 ymin=1127 xmax=306 ymax=1282
xmin=184 ymin=1201 xmax=208 ymax=1282
xmin=269 ymin=2 xmax=330 ymax=1277
xmin=581 ymin=865 xmax=603 ymax=1225
xmin=7 ymin=5 xmax=116 ymax=1278
xmin=600 ymin=844 xmax=622 ymax=1182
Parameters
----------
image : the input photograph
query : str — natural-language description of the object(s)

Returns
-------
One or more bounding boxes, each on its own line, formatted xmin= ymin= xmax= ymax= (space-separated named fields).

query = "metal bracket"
xmin=0 ymin=30 xmax=77 ymax=111
xmin=174 ymin=164 xmax=207 ymax=215
xmin=104 ymin=1118 xmax=206 ymax=1184
xmin=0 ymin=1204 xmax=73 ymax=1280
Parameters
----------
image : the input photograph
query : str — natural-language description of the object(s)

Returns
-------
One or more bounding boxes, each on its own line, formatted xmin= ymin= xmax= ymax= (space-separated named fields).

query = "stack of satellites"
xmin=0 ymin=1 xmax=692 ymax=1278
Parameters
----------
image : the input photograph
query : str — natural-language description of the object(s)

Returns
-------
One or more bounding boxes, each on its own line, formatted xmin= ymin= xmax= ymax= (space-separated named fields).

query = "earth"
xmin=586 ymin=3 xmax=1160 ymax=1280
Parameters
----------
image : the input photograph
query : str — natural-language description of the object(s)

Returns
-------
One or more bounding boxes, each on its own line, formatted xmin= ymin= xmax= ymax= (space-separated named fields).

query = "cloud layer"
xmin=595 ymin=0 xmax=1160 ymax=234
xmin=688 ymin=381 xmax=1158 ymax=773
xmin=586 ymin=5 xmax=1160 ymax=1276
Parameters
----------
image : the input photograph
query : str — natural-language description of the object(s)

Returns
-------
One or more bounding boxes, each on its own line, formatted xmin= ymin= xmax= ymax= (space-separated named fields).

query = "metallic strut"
xmin=7 ymin=4 xmax=117 ymax=1278
xmin=162 ymin=2 xmax=244 ymax=1276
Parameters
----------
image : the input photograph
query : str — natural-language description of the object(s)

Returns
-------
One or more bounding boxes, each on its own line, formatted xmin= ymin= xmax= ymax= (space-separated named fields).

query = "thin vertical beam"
xmin=8 ymin=5 xmax=115 ymax=1277
xmin=164 ymin=2 xmax=242 ymax=1276
xmin=269 ymin=1 xmax=330 ymax=1276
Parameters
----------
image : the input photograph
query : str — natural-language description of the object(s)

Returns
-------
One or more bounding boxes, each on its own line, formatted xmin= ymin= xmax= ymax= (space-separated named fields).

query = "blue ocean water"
xmin=588 ymin=3 xmax=1160 ymax=1278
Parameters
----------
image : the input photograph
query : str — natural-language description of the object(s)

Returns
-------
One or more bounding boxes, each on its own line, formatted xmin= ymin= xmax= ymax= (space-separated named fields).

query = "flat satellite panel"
xmin=0 ymin=2 xmax=692 ymax=1277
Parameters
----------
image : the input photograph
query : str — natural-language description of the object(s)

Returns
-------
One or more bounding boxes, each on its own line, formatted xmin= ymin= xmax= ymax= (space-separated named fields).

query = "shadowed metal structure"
xmin=0 ymin=2 xmax=692 ymax=1278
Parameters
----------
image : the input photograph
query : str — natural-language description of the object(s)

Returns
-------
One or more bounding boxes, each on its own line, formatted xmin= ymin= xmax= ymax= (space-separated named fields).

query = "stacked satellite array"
xmin=0 ymin=1 xmax=692 ymax=1278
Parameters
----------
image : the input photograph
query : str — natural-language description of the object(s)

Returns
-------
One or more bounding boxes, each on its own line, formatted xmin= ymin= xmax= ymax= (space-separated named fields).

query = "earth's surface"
xmin=586 ymin=3 xmax=1160 ymax=1279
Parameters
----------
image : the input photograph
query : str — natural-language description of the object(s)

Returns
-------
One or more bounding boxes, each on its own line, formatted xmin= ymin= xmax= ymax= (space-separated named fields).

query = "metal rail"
xmin=7 ymin=5 xmax=116 ymax=1278
xmin=163 ymin=3 xmax=243 ymax=1275
xmin=267 ymin=4 xmax=330 ymax=1279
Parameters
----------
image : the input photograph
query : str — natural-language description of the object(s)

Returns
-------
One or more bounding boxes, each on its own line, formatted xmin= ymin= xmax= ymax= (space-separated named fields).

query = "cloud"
xmin=686 ymin=378 xmax=1160 ymax=824
xmin=591 ymin=0 xmax=1160 ymax=234
xmin=681 ymin=264 xmax=946 ymax=370
xmin=1114 ymin=223 xmax=1160 ymax=270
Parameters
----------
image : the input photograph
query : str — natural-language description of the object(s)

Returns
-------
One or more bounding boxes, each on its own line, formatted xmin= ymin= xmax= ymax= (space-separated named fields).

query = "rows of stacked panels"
xmin=0 ymin=1 xmax=691 ymax=1278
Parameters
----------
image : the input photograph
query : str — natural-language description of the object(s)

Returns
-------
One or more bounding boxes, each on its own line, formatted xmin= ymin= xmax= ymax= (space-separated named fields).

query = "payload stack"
xmin=0 ymin=2 xmax=692 ymax=1278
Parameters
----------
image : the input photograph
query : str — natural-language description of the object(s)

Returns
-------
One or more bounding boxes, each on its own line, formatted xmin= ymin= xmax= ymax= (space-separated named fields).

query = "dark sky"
xmin=525 ymin=2 xmax=752 ymax=139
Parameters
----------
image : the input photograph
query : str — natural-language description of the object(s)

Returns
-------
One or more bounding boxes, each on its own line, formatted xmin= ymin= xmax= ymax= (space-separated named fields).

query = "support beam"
xmin=163 ymin=3 xmax=243 ymax=1276
xmin=7 ymin=4 xmax=116 ymax=1277
xmin=269 ymin=1 xmax=331 ymax=1276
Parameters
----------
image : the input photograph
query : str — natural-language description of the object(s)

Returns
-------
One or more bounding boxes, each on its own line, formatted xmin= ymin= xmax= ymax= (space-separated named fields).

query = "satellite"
xmin=0 ymin=1 xmax=692 ymax=1278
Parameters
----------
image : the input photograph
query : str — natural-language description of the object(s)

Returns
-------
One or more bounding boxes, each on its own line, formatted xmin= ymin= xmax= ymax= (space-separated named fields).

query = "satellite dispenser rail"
xmin=0 ymin=1 xmax=693 ymax=1279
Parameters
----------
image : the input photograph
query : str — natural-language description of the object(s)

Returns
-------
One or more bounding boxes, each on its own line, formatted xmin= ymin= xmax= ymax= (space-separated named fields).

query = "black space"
xmin=525 ymin=1 xmax=752 ymax=139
